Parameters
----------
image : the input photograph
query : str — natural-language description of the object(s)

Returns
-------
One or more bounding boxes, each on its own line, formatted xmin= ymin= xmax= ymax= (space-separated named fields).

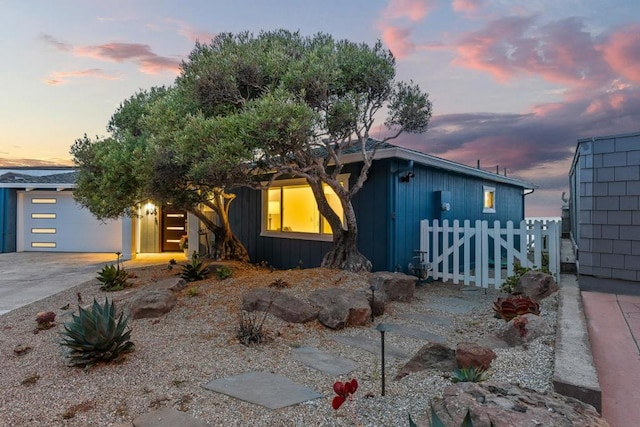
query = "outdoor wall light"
xmin=399 ymin=171 xmax=415 ymax=183
xmin=145 ymin=202 xmax=157 ymax=216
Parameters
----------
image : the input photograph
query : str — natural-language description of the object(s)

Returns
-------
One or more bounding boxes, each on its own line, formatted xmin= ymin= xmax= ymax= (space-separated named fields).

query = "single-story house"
xmin=0 ymin=167 xmax=200 ymax=258
xmin=569 ymin=131 xmax=640 ymax=284
xmin=1 ymin=144 xmax=534 ymax=273
xmin=230 ymin=143 xmax=534 ymax=272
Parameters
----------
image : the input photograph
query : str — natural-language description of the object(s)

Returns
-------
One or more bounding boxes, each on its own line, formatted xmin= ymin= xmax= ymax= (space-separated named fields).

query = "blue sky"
xmin=1 ymin=0 xmax=639 ymax=217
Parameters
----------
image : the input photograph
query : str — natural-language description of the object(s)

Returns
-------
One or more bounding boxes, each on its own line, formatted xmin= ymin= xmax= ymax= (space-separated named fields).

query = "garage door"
xmin=18 ymin=191 xmax=122 ymax=252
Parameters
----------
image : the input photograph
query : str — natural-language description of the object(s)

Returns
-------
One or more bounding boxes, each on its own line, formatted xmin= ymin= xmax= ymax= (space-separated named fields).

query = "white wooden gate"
xmin=419 ymin=219 xmax=560 ymax=288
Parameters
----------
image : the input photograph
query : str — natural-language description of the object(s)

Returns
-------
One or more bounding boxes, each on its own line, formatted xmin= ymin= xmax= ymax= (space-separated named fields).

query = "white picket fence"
xmin=419 ymin=219 xmax=560 ymax=288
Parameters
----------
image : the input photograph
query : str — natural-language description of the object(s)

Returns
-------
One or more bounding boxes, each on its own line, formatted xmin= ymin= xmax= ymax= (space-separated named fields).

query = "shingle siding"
xmin=571 ymin=132 xmax=640 ymax=284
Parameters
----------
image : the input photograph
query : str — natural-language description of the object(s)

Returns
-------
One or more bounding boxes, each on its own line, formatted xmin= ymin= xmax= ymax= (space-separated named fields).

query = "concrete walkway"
xmin=0 ymin=252 xmax=184 ymax=315
xmin=582 ymin=291 xmax=640 ymax=426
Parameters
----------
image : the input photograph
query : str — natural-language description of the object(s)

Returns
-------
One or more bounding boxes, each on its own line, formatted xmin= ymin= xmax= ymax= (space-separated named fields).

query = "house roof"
xmin=0 ymin=170 xmax=77 ymax=190
xmin=339 ymin=141 xmax=535 ymax=189
xmin=0 ymin=140 xmax=535 ymax=191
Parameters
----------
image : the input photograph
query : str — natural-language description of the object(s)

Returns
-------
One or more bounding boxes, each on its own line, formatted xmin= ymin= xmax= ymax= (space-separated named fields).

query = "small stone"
xmin=515 ymin=271 xmax=559 ymax=302
xmin=13 ymin=344 xmax=32 ymax=356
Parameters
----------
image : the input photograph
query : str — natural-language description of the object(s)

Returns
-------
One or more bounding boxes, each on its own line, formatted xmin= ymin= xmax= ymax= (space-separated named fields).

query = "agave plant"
xmin=451 ymin=366 xmax=488 ymax=383
xmin=60 ymin=299 xmax=134 ymax=368
xmin=96 ymin=264 xmax=130 ymax=291
xmin=492 ymin=295 xmax=540 ymax=321
xmin=180 ymin=255 xmax=209 ymax=282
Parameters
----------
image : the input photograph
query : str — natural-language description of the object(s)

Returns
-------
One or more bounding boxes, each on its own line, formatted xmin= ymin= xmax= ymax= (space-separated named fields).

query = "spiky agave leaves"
xmin=60 ymin=298 xmax=134 ymax=368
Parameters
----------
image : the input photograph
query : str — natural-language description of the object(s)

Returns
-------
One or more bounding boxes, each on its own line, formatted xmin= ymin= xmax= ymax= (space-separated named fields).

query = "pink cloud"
xmin=452 ymin=0 xmax=482 ymax=14
xmin=40 ymin=33 xmax=181 ymax=75
xmin=382 ymin=0 xmax=436 ymax=22
xmin=600 ymin=24 xmax=640 ymax=84
xmin=43 ymin=69 xmax=120 ymax=86
xmin=452 ymin=16 xmax=611 ymax=88
xmin=380 ymin=26 xmax=416 ymax=58
xmin=165 ymin=18 xmax=216 ymax=43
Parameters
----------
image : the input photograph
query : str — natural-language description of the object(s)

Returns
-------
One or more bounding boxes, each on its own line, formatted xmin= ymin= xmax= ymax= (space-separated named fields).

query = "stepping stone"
xmin=426 ymin=296 xmax=479 ymax=315
xmin=292 ymin=346 xmax=358 ymax=376
xmin=380 ymin=323 xmax=447 ymax=343
xmin=202 ymin=371 xmax=322 ymax=409
xmin=132 ymin=407 xmax=209 ymax=427
xmin=333 ymin=334 xmax=409 ymax=360
xmin=398 ymin=312 xmax=451 ymax=327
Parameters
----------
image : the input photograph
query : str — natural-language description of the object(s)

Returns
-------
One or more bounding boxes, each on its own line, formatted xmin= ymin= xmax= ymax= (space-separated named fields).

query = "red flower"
xmin=332 ymin=378 xmax=358 ymax=410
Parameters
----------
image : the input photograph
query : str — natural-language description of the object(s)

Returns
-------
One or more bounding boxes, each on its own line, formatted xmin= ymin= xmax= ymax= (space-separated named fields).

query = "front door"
xmin=161 ymin=209 xmax=186 ymax=252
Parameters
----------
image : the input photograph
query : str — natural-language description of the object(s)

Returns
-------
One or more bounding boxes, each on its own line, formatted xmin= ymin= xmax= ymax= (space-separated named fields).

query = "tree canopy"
xmin=71 ymin=30 xmax=432 ymax=269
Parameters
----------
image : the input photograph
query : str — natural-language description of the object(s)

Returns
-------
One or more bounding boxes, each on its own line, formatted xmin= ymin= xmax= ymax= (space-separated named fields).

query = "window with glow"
xmin=31 ymin=242 xmax=56 ymax=248
xmin=31 ymin=198 xmax=57 ymax=204
xmin=265 ymin=179 xmax=345 ymax=237
xmin=31 ymin=213 xmax=56 ymax=219
xmin=483 ymin=186 xmax=496 ymax=213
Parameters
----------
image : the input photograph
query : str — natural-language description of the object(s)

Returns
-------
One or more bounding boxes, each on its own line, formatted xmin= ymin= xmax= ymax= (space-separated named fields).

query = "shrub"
xmin=493 ymin=295 xmax=540 ymax=321
xmin=236 ymin=307 xmax=270 ymax=346
xmin=60 ymin=298 xmax=134 ymax=368
xmin=216 ymin=265 xmax=233 ymax=280
xmin=499 ymin=262 xmax=550 ymax=294
xmin=181 ymin=255 xmax=209 ymax=282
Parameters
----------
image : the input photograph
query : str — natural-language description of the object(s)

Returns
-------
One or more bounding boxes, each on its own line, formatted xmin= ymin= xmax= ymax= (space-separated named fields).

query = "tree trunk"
xmin=307 ymin=178 xmax=372 ymax=272
xmin=192 ymin=189 xmax=249 ymax=262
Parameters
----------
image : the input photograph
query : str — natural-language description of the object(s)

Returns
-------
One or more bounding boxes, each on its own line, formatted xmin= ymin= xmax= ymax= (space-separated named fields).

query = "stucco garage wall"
xmin=17 ymin=190 xmax=122 ymax=252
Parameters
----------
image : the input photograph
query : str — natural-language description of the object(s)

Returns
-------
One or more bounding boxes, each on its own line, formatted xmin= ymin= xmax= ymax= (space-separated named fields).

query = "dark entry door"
xmin=161 ymin=209 xmax=186 ymax=252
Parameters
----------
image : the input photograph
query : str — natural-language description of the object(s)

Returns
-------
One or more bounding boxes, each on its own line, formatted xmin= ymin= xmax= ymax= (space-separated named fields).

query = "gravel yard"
xmin=0 ymin=261 xmax=557 ymax=426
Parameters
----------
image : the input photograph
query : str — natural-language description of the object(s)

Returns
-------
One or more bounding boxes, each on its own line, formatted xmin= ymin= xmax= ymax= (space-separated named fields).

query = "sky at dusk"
xmin=1 ymin=0 xmax=639 ymax=217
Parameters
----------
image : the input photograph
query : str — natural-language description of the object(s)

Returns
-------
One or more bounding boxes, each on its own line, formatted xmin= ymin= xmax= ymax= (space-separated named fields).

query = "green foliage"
xmin=216 ymin=265 xmax=233 ymax=280
xmin=96 ymin=264 xmax=130 ymax=291
xmin=500 ymin=262 xmax=550 ymax=294
xmin=493 ymin=296 xmax=540 ymax=321
xmin=451 ymin=366 xmax=488 ymax=383
xmin=187 ymin=287 xmax=199 ymax=297
xmin=60 ymin=299 xmax=134 ymax=368
xmin=181 ymin=256 xmax=209 ymax=282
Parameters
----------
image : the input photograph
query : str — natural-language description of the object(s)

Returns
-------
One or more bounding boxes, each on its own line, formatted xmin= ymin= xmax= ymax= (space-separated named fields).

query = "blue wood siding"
xmin=229 ymin=158 xmax=524 ymax=273
xmin=0 ymin=189 xmax=17 ymax=253
xmin=392 ymin=159 xmax=524 ymax=274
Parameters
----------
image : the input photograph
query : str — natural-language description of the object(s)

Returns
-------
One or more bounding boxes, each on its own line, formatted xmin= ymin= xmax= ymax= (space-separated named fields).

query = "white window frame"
xmin=483 ymin=185 xmax=496 ymax=213
xmin=260 ymin=175 xmax=349 ymax=242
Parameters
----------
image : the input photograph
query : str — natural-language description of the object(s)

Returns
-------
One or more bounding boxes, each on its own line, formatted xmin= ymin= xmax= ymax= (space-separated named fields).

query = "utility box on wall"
xmin=434 ymin=190 xmax=452 ymax=221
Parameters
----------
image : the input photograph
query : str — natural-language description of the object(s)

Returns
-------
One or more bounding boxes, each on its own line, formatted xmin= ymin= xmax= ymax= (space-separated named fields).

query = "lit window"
xmin=264 ymin=176 xmax=347 ymax=240
xmin=31 ymin=213 xmax=56 ymax=219
xmin=31 ymin=198 xmax=56 ymax=204
xmin=483 ymin=186 xmax=496 ymax=213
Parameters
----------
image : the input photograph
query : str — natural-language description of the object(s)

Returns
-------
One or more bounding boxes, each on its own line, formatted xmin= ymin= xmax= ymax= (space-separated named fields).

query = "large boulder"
xmin=308 ymin=288 xmax=371 ymax=329
xmin=456 ymin=342 xmax=497 ymax=370
xmin=496 ymin=313 xmax=552 ymax=347
xmin=128 ymin=289 xmax=177 ymax=320
xmin=369 ymin=272 xmax=416 ymax=302
xmin=149 ymin=277 xmax=187 ymax=292
xmin=514 ymin=271 xmax=558 ymax=302
xmin=242 ymin=288 xmax=318 ymax=323
xmin=396 ymin=342 xmax=456 ymax=379
xmin=421 ymin=382 xmax=608 ymax=427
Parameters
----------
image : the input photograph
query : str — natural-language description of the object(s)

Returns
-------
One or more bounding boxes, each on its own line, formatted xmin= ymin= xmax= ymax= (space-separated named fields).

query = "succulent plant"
xmin=60 ymin=299 xmax=134 ymax=368
xmin=216 ymin=265 xmax=233 ymax=280
xmin=451 ymin=366 xmax=488 ymax=383
xmin=180 ymin=255 xmax=209 ymax=282
xmin=96 ymin=264 xmax=130 ymax=291
xmin=492 ymin=295 xmax=540 ymax=321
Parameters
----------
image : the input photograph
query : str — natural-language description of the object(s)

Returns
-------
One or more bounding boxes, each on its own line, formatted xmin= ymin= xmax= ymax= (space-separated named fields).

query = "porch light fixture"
xmin=145 ymin=202 xmax=157 ymax=216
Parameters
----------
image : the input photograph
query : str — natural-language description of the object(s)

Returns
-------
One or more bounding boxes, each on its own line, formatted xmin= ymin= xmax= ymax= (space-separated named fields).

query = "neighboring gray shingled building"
xmin=569 ymin=131 xmax=640 ymax=283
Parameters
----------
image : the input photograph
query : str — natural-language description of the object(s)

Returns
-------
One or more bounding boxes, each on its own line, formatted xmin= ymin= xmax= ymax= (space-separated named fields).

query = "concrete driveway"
xmin=0 ymin=252 xmax=183 ymax=315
